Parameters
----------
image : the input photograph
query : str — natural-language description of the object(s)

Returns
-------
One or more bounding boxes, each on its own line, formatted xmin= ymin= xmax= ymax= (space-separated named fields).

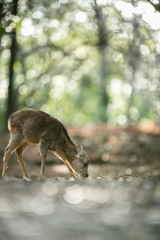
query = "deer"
xmin=2 ymin=109 xmax=90 ymax=180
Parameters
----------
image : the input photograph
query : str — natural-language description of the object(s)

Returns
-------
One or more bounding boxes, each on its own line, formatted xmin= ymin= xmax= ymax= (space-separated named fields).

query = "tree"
xmin=0 ymin=0 xmax=160 ymax=130
xmin=0 ymin=0 xmax=19 ymax=128
xmin=94 ymin=0 xmax=110 ymax=121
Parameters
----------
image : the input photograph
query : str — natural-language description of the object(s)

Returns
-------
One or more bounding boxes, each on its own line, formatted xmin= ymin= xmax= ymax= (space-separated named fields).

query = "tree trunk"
xmin=6 ymin=0 xmax=18 ymax=127
xmin=94 ymin=0 xmax=109 ymax=121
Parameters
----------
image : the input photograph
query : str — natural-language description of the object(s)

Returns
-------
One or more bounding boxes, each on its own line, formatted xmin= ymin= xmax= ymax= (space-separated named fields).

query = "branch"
xmin=146 ymin=0 xmax=160 ymax=12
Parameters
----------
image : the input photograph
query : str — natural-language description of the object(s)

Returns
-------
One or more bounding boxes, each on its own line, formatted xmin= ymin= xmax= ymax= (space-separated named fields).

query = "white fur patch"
xmin=8 ymin=119 xmax=11 ymax=131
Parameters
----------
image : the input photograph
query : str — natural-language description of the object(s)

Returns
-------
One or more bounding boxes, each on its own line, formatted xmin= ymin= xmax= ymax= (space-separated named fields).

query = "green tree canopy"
xmin=0 ymin=0 xmax=160 ymax=130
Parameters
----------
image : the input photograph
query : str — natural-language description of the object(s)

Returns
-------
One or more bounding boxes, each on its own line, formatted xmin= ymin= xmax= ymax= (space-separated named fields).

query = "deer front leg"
xmin=65 ymin=160 xmax=76 ymax=178
xmin=38 ymin=138 xmax=48 ymax=178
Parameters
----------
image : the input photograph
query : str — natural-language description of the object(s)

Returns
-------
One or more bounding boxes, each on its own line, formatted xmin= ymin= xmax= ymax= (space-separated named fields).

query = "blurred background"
xmin=1 ymin=0 xmax=160 ymax=178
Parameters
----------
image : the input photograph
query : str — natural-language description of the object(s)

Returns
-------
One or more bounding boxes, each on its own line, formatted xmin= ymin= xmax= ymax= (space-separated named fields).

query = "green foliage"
xmin=0 ymin=0 xmax=160 ymax=130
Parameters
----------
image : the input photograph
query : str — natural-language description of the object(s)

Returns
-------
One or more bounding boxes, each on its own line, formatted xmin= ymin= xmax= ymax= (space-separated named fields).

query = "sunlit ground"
xmin=1 ymin=122 xmax=160 ymax=179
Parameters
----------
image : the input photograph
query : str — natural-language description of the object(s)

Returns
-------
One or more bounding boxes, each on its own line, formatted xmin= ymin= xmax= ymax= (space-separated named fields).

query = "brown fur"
xmin=2 ymin=109 xmax=89 ymax=179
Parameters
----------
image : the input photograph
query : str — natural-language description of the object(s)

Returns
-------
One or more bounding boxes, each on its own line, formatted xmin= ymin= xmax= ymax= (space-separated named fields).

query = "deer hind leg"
xmin=38 ymin=138 xmax=48 ymax=178
xmin=16 ymin=142 xmax=30 ymax=179
xmin=2 ymin=132 xmax=25 ymax=179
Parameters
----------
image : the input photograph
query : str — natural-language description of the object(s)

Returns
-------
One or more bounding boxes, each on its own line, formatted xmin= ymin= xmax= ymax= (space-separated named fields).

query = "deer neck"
xmin=55 ymin=141 xmax=76 ymax=163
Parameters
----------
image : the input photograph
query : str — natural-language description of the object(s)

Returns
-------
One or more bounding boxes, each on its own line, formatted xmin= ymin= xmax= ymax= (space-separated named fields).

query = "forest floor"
xmin=0 ymin=122 xmax=160 ymax=239
xmin=0 ymin=121 xmax=160 ymax=178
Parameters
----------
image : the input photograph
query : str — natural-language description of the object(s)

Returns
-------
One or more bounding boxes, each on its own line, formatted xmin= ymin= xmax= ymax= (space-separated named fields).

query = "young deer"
xmin=2 ymin=109 xmax=89 ymax=179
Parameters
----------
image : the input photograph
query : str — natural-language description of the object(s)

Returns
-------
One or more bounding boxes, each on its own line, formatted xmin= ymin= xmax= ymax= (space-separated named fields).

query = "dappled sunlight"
xmin=0 ymin=79 xmax=8 ymax=99
xmin=42 ymin=182 xmax=58 ymax=196
xmin=0 ymin=176 xmax=159 ymax=239
xmin=21 ymin=18 xmax=35 ymax=36
xmin=32 ymin=11 xmax=44 ymax=19
xmin=110 ymin=78 xmax=122 ymax=93
xmin=40 ymin=104 xmax=50 ymax=113
xmin=18 ymin=85 xmax=28 ymax=95
xmin=1 ymin=0 xmax=159 ymax=125
xmin=122 ymin=84 xmax=132 ymax=97
xmin=16 ymin=74 xmax=25 ymax=84
xmin=75 ymin=11 xmax=87 ymax=23
xmin=117 ymin=114 xmax=127 ymax=125
xmin=115 ymin=0 xmax=160 ymax=30
xmin=64 ymin=184 xmax=84 ymax=204
xmin=51 ymin=165 xmax=69 ymax=175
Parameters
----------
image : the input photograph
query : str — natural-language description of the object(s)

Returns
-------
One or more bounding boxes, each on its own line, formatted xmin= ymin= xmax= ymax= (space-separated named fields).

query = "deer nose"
xmin=84 ymin=173 xmax=89 ymax=178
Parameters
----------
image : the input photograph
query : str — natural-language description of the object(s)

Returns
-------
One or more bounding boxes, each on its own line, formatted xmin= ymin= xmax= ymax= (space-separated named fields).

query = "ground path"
xmin=0 ymin=176 xmax=160 ymax=240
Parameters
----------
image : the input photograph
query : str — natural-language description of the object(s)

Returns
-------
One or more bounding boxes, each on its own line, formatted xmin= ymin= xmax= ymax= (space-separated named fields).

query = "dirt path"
xmin=1 ymin=124 xmax=160 ymax=178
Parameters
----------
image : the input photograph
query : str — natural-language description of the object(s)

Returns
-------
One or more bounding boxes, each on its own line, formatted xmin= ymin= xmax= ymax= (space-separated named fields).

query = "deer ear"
xmin=76 ymin=145 xmax=83 ymax=156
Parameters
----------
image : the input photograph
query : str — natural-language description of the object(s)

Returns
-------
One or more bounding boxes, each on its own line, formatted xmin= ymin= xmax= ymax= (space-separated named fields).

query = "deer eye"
xmin=79 ymin=154 xmax=83 ymax=158
xmin=84 ymin=163 xmax=87 ymax=167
